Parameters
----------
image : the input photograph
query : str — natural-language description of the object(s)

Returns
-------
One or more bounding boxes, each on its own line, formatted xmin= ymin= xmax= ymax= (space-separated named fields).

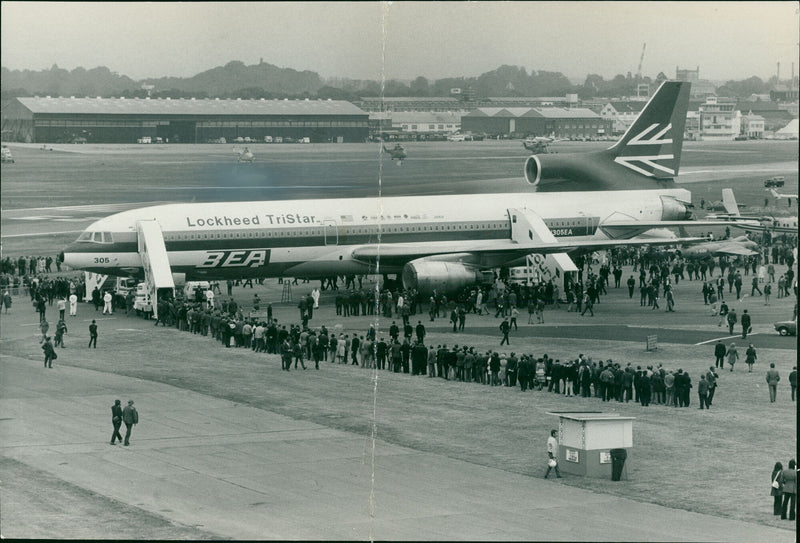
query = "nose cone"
xmin=61 ymin=243 xmax=81 ymax=269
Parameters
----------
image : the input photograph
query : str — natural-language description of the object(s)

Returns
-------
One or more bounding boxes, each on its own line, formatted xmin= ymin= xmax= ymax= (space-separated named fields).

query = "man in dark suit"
xmin=415 ymin=321 xmax=426 ymax=344
xmin=88 ymin=320 xmax=98 ymax=348
xmin=740 ymin=309 xmax=752 ymax=339
xmin=714 ymin=341 xmax=727 ymax=369
xmin=765 ymin=363 xmax=781 ymax=403
xmin=350 ymin=335 xmax=360 ymax=365
xmin=110 ymin=399 xmax=123 ymax=445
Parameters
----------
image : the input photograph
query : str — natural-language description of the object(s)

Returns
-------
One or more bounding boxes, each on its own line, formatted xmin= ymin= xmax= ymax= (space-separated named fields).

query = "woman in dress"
xmin=745 ymin=344 xmax=757 ymax=372
xmin=726 ymin=342 xmax=739 ymax=372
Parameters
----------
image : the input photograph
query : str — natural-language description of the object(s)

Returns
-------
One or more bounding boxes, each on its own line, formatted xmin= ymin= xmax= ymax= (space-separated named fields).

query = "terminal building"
xmin=1 ymin=97 xmax=369 ymax=143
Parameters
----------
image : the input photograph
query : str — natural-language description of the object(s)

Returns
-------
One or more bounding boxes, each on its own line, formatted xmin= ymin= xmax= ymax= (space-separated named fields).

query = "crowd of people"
xmin=104 ymin=282 xmax=800 ymax=412
xmin=0 ymin=254 xmax=63 ymax=277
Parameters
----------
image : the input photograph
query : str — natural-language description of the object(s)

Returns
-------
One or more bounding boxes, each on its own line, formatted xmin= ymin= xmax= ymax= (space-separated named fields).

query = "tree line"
xmin=1 ymin=60 xmax=795 ymax=102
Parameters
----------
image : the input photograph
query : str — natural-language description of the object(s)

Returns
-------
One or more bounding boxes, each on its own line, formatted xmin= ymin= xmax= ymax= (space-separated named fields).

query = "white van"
xmin=133 ymin=283 xmax=152 ymax=313
xmin=184 ymin=281 xmax=210 ymax=301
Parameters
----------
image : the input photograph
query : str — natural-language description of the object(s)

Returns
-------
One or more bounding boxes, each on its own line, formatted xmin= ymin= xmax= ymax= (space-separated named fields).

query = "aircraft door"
xmin=323 ymin=220 xmax=338 ymax=245
xmin=585 ymin=216 xmax=596 ymax=236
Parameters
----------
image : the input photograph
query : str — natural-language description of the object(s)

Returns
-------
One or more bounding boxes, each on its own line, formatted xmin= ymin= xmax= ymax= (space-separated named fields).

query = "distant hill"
xmin=1 ymin=65 xmax=138 ymax=98
xmin=0 ymin=60 xmax=324 ymax=99
xmin=141 ymin=60 xmax=323 ymax=96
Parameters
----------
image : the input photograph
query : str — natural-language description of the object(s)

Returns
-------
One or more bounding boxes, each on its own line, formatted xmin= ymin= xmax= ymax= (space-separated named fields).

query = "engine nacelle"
xmin=402 ymin=260 xmax=494 ymax=296
xmin=524 ymin=151 xmax=611 ymax=190
xmin=523 ymin=150 xmax=676 ymax=191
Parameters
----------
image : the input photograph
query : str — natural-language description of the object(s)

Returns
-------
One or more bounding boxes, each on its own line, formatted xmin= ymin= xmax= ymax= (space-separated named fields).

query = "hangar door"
xmin=157 ymin=121 xmax=197 ymax=143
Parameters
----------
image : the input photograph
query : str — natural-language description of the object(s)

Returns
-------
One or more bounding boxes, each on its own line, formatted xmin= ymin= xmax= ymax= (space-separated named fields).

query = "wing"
xmin=600 ymin=219 xmax=750 ymax=239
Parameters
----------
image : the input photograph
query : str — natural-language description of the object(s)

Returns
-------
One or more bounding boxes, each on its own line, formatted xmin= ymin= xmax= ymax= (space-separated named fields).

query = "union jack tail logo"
xmin=609 ymin=81 xmax=690 ymax=179
xmin=614 ymin=123 xmax=676 ymax=177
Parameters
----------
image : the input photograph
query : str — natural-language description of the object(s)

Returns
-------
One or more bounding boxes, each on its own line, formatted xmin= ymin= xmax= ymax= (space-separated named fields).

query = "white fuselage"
xmin=62 ymin=188 xmax=691 ymax=280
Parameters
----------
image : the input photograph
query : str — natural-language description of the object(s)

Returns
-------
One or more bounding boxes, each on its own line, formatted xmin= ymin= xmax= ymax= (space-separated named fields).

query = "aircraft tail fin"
xmin=721 ymin=188 xmax=740 ymax=216
xmin=607 ymin=81 xmax=691 ymax=179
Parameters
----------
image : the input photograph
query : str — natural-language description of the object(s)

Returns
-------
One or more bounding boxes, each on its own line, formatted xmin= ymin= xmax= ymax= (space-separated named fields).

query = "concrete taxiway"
xmin=0 ymin=353 xmax=792 ymax=541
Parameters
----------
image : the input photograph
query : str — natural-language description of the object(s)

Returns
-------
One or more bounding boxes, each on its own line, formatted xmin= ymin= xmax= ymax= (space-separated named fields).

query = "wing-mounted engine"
xmin=402 ymin=257 xmax=494 ymax=296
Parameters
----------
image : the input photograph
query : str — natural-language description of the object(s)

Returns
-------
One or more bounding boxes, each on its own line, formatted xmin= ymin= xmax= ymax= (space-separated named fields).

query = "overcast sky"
xmin=2 ymin=2 xmax=798 ymax=83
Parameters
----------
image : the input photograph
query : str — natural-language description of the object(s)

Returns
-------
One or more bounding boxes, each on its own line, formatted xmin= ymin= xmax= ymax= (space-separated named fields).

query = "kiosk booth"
xmin=547 ymin=412 xmax=635 ymax=480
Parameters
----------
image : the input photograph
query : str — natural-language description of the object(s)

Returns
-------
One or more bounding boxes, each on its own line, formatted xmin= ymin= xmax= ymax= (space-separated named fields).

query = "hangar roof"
xmin=358 ymin=97 xmax=461 ymax=102
xmin=464 ymin=107 xmax=600 ymax=119
xmin=14 ymin=97 xmax=367 ymax=116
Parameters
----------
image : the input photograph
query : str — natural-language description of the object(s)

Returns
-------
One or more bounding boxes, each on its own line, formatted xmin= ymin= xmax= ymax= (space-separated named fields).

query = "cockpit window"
xmin=76 ymin=231 xmax=113 ymax=243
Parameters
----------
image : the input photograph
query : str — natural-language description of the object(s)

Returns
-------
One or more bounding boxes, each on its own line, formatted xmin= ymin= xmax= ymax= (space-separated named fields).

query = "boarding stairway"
xmin=507 ymin=207 xmax=578 ymax=279
xmin=136 ymin=220 xmax=175 ymax=319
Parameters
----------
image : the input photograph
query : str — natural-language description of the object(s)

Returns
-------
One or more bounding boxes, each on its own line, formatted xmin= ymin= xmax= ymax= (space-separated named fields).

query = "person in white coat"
xmin=205 ymin=288 xmax=215 ymax=309
xmin=311 ymin=288 xmax=320 ymax=309
xmin=102 ymin=291 xmax=113 ymax=314
xmin=69 ymin=293 xmax=78 ymax=316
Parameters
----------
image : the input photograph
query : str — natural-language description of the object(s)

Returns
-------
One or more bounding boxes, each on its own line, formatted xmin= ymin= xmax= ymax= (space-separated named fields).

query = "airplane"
xmin=702 ymin=198 xmax=745 ymax=213
xmin=522 ymin=134 xmax=565 ymax=153
xmin=61 ymin=188 xmax=709 ymax=297
xmin=523 ymin=80 xmax=690 ymax=191
xmin=235 ymin=147 xmax=255 ymax=163
xmin=677 ymin=236 xmax=759 ymax=259
xmin=705 ymin=189 xmax=797 ymax=234
xmin=61 ymin=80 xmax=724 ymax=298
xmin=383 ymin=143 xmax=407 ymax=162
xmin=522 ymin=140 xmax=549 ymax=154
xmin=767 ymin=188 xmax=797 ymax=207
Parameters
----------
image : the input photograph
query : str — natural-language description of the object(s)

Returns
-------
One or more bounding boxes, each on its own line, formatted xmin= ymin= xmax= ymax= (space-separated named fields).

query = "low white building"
xmin=598 ymin=101 xmax=646 ymax=135
xmin=391 ymin=112 xmax=462 ymax=134
xmin=740 ymin=112 xmax=765 ymax=139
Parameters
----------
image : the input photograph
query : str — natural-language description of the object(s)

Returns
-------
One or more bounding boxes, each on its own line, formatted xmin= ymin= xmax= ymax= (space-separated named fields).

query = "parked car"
xmin=764 ymin=176 xmax=785 ymax=188
xmin=773 ymin=319 xmax=797 ymax=336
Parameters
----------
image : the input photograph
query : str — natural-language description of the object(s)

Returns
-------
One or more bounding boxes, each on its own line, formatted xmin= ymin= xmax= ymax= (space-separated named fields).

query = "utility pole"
xmin=637 ymin=42 xmax=646 ymax=80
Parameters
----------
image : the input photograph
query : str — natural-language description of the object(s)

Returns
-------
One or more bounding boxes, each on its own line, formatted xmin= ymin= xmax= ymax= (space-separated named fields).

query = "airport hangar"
xmin=0 ymin=96 xmax=369 ymax=144
xmin=461 ymin=106 xmax=613 ymax=140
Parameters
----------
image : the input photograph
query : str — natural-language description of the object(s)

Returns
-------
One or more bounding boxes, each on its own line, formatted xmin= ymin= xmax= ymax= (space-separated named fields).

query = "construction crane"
xmin=637 ymin=42 xmax=646 ymax=80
